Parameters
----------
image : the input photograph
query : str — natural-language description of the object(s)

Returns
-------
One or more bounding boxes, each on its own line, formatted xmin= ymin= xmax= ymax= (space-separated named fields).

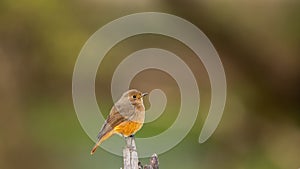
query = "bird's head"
xmin=123 ymin=89 xmax=148 ymax=106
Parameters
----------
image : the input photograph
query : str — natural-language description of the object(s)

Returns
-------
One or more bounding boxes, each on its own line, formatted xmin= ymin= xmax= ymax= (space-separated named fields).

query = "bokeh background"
xmin=1 ymin=0 xmax=300 ymax=169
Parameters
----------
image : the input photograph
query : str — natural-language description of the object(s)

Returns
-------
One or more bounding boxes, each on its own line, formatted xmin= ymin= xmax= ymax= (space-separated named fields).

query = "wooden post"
xmin=122 ymin=137 xmax=159 ymax=169
xmin=123 ymin=137 xmax=139 ymax=169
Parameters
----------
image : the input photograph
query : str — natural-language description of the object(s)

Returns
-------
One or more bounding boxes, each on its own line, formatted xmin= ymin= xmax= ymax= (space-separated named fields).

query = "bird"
xmin=90 ymin=89 xmax=148 ymax=155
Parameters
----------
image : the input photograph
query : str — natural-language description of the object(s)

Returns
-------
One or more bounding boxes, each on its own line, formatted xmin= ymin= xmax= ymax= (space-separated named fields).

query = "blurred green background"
xmin=1 ymin=0 xmax=300 ymax=169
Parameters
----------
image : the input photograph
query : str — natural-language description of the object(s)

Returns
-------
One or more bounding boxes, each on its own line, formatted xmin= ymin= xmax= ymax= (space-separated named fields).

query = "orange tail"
xmin=90 ymin=144 xmax=99 ymax=155
xmin=90 ymin=131 xmax=114 ymax=155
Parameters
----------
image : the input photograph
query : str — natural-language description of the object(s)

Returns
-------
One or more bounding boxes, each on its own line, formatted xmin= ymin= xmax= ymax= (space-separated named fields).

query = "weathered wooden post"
xmin=123 ymin=137 xmax=139 ymax=169
xmin=122 ymin=137 xmax=159 ymax=169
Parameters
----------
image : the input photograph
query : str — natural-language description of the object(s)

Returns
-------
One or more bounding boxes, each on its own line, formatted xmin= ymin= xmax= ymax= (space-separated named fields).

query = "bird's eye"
xmin=133 ymin=95 xmax=136 ymax=99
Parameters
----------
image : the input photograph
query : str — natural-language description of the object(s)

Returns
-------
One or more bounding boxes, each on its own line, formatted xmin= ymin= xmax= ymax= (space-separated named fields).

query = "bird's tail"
xmin=90 ymin=130 xmax=114 ymax=155
xmin=90 ymin=143 xmax=99 ymax=155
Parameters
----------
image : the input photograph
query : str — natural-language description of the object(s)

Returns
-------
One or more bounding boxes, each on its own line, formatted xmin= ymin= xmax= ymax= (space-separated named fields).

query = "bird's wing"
xmin=97 ymin=106 xmax=127 ymax=140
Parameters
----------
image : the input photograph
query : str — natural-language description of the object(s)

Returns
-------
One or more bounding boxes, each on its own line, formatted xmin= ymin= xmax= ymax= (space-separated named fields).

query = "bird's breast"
xmin=114 ymin=121 xmax=143 ymax=137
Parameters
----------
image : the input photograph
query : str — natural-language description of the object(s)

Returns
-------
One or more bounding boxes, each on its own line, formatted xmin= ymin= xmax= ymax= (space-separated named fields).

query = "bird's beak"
xmin=142 ymin=93 xmax=148 ymax=97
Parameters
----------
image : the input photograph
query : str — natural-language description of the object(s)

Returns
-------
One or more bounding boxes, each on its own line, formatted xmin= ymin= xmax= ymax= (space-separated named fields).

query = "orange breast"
xmin=114 ymin=121 xmax=143 ymax=137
